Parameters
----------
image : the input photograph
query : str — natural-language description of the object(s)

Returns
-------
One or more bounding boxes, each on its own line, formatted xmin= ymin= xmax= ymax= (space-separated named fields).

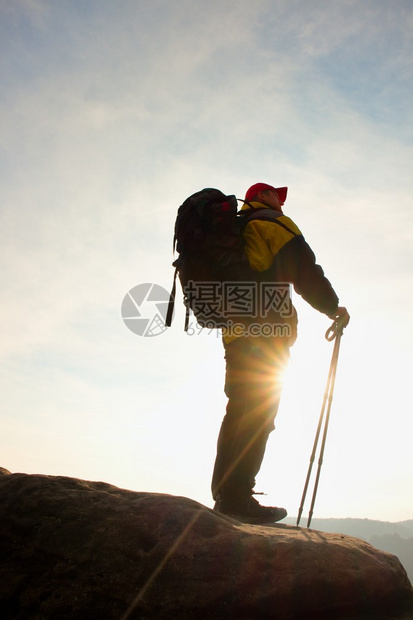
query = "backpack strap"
xmin=165 ymin=264 xmax=190 ymax=330
xmin=165 ymin=266 xmax=178 ymax=328
xmin=240 ymin=201 xmax=298 ymax=237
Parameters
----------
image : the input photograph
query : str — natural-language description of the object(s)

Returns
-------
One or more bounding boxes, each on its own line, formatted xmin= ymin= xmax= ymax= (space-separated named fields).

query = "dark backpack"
xmin=165 ymin=188 xmax=253 ymax=330
xmin=165 ymin=188 xmax=299 ymax=331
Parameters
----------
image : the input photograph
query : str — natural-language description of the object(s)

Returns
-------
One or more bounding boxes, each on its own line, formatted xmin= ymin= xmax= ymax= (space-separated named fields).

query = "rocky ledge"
xmin=0 ymin=468 xmax=412 ymax=619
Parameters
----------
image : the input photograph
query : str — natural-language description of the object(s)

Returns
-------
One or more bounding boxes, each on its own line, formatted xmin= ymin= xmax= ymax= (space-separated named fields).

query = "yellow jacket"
xmin=223 ymin=202 xmax=339 ymax=344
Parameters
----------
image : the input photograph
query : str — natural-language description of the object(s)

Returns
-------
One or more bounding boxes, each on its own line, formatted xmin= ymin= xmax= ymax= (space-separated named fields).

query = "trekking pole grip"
xmin=325 ymin=317 xmax=346 ymax=341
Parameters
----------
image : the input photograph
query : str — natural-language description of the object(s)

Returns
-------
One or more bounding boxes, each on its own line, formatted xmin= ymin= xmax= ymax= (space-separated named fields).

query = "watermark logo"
xmin=121 ymin=283 xmax=170 ymax=337
xmin=184 ymin=280 xmax=293 ymax=322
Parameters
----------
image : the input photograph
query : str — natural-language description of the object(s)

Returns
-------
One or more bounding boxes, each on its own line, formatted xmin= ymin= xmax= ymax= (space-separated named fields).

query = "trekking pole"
xmin=296 ymin=319 xmax=345 ymax=528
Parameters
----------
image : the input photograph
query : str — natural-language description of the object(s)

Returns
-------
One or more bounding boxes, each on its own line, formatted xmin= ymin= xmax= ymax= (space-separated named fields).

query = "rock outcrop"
xmin=0 ymin=469 xmax=412 ymax=619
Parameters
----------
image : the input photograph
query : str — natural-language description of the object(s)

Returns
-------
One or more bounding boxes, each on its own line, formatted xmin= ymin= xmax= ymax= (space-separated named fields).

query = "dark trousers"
xmin=211 ymin=336 xmax=290 ymax=501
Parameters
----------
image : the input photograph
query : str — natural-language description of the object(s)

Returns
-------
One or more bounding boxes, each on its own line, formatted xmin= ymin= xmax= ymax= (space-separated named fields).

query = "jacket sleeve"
xmin=273 ymin=235 xmax=339 ymax=316
xmin=244 ymin=212 xmax=339 ymax=317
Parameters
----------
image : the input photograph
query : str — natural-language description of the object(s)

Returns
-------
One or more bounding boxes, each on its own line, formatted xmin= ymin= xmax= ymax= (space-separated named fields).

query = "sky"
xmin=1 ymin=0 xmax=412 ymax=523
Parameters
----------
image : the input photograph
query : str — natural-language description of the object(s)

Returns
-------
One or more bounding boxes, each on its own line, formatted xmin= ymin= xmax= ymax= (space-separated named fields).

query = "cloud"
xmin=1 ymin=0 xmax=412 ymax=517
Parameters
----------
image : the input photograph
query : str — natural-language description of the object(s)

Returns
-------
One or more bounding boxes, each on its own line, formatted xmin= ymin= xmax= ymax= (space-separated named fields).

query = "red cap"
xmin=245 ymin=183 xmax=288 ymax=204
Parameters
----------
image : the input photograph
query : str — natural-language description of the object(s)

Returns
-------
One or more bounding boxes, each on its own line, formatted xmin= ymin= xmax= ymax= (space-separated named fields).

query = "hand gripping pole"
xmin=296 ymin=320 xmax=344 ymax=528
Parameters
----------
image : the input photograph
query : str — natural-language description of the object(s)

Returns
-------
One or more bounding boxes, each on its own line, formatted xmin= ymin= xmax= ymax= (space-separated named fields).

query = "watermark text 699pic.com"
xmin=185 ymin=319 xmax=292 ymax=339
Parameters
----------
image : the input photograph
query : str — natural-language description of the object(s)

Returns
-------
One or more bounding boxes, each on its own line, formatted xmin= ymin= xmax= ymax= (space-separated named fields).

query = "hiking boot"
xmin=214 ymin=494 xmax=287 ymax=524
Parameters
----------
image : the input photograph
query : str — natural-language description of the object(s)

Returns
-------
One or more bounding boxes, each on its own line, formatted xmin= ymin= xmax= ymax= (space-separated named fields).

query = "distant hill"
xmin=286 ymin=517 xmax=413 ymax=584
